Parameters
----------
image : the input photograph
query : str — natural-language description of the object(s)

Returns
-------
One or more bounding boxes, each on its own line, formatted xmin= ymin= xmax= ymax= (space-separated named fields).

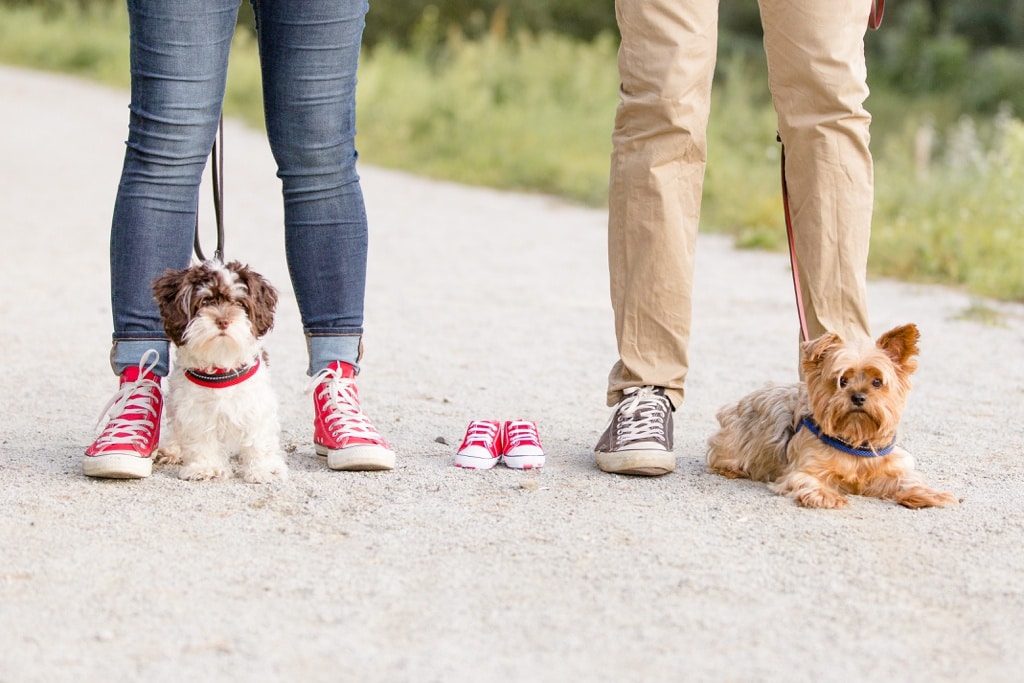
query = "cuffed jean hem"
xmin=110 ymin=338 xmax=170 ymax=377
xmin=306 ymin=333 xmax=362 ymax=376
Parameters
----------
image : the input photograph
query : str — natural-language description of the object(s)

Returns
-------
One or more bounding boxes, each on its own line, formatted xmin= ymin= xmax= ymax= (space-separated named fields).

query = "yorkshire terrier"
xmin=152 ymin=260 xmax=287 ymax=483
xmin=706 ymin=324 xmax=958 ymax=509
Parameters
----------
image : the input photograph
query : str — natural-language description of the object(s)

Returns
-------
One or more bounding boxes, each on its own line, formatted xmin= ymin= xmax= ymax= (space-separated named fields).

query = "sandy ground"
xmin=1 ymin=65 xmax=1023 ymax=682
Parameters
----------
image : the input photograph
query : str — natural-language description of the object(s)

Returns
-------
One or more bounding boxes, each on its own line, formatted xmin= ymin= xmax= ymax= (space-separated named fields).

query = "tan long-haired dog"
xmin=707 ymin=324 xmax=958 ymax=509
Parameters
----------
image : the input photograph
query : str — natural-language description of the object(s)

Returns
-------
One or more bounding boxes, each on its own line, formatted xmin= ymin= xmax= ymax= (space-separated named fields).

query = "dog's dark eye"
xmin=839 ymin=377 xmax=849 ymax=388
xmin=872 ymin=378 xmax=883 ymax=388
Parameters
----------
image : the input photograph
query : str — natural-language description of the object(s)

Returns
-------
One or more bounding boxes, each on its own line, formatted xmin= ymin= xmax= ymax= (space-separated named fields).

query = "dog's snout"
xmin=851 ymin=392 xmax=867 ymax=407
xmin=216 ymin=316 xmax=231 ymax=330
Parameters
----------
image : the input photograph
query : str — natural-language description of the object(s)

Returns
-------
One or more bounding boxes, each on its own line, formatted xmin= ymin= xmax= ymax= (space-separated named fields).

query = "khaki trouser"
xmin=607 ymin=0 xmax=874 ymax=409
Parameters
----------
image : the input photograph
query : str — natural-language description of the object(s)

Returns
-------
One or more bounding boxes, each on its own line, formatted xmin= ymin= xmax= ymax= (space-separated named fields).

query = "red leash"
xmin=869 ymin=0 xmax=885 ymax=30
xmin=780 ymin=142 xmax=811 ymax=343
xmin=782 ymin=2 xmax=884 ymax=343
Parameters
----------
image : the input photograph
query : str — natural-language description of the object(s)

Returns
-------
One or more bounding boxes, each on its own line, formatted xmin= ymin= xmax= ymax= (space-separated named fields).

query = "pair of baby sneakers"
xmin=454 ymin=420 xmax=545 ymax=470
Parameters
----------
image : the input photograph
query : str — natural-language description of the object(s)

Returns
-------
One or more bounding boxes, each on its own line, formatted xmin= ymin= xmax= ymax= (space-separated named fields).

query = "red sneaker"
xmin=454 ymin=420 xmax=503 ymax=470
xmin=83 ymin=355 xmax=162 ymax=479
xmin=311 ymin=361 xmax=395 ymax=471
xmin=501 ymin=420 xmax=545 ymax=469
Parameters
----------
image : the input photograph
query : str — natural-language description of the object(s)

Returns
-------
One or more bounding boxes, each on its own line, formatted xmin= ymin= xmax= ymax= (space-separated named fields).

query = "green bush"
xmin=0 ymin=0 xmax=115 ymax=12
xmin=872 ymin=109 xmax=1024 ymax=300
xmin=0 ymin=3 xmax=126 ymax=82
xmin=963 ymin=48 xmax=1024 ymax=114
xmin=357 ymin=27 xmax=620 ymax=204
xmin=363 ymin=0 xmax=615 ymax=46
xmin=702 ymin=54 xmax=784 ymax=249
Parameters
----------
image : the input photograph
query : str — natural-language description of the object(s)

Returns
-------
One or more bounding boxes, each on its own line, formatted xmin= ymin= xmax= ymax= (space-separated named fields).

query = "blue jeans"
xmin=110 ymin=0 xmax=369 ymax=377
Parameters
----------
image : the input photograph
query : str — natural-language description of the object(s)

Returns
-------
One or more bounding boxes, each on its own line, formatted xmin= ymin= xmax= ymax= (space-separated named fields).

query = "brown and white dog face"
xmin=152 ymin=260 xmax=278 ymax=368
xmin=152 ymin=260 xmax=286 ymax=484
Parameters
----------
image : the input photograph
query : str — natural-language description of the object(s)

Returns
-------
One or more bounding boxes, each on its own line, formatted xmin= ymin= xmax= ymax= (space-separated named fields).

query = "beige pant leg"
xmin=760 ymin=0 xmax=874 ymax=343
xmin=606 ymin=0 xmax=719 ymax=409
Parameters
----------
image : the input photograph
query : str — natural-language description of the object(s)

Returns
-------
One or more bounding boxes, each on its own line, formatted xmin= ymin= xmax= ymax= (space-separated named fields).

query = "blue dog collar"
xmin=799 ymin=417 xmax=896 ymax=458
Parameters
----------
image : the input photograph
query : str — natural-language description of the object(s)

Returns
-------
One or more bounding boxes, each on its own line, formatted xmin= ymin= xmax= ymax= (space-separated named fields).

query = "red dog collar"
xmin=184 ymin=358 xmax=260 ymax=388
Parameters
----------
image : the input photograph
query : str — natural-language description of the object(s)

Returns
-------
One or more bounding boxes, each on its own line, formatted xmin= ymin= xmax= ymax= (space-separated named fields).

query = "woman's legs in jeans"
xmin=88 ymin=0 xmax=238 ymax=476
xmin=252 ymin=0 xmax=370 ymax=376
xmin=110 ymin=0 xmax=240 ymax=377
xmin=94 ymin=0 xmax=388 ymax=475
xmin=252 ymin=0 xmax=391 ymax=469
xmin=112 ymin=0 xmax=371 ymax=378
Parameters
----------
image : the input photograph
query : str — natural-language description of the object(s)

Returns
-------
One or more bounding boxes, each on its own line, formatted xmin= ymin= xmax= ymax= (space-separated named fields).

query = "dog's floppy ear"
xmin=227 ymin=261 xmax=278 ymax=338
xmin=152 ymin=268 xmax=192 ymax=345
xmin=876 ymin=323 xmax=920 ymax=373
xmin=800 ymin=331 xmax=843 ymax=376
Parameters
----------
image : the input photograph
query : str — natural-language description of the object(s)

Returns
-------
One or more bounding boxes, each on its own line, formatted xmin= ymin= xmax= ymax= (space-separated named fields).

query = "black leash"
xmin=194 ymin=115 xmax=225 ymax=262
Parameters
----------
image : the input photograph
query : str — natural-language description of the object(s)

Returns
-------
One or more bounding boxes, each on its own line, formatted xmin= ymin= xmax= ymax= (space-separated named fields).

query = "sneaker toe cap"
xmin=455 ymin=444 xmax=499 ymax=460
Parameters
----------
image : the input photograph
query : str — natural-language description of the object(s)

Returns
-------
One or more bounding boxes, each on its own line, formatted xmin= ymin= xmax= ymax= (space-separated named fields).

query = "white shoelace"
xmin=92 ymin=351 xmax=161 ymax=447
xmin=505 ymin=420 xmax=540 ymax=448
xmin=614 ymin=387 xmax=669 ymax=443
xmin=308 ymin=366 xmax=382 ymax=442
xmin=464 ymin=421 xmax=500 ymax=446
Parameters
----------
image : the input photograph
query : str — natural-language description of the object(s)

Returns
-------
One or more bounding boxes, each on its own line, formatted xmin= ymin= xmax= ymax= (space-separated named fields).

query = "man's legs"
xmin=598 ymin=0 xmax=718 ymax=475
xmin=760 ymin=0 xmax=874 ymax=343
xmin=606 ymin=0 xmax=719 ymax=410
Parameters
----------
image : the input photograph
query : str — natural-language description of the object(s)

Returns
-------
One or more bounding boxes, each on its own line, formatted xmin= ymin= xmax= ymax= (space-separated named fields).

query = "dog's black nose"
xmin=851 ymin=392 xmax=867 ymax=407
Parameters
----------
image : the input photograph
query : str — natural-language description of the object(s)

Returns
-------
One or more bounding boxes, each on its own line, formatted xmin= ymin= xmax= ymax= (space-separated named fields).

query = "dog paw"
xmin=898 ymin=488 xmax=960 ymax=509
xmin=154 ymin=444 xmax=183 ymax=465
xmin=707 ymin=464 xmax=747 ymax=480
xmin=242 ymin=462 xmax=288 ymax=484
xmin=178 ymin=464 xmax=230 ymax=481
xmin=796 ymin=489 xmax=849 ymax=509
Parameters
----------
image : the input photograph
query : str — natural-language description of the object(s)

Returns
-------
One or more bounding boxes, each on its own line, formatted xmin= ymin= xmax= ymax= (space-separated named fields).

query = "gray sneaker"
xmin=594 ymin=386 xmax=675 ymax=476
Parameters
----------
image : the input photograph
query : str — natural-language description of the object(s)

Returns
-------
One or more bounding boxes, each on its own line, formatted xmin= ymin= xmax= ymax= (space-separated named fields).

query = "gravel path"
xmin=2 ymin=65 xmax=1023 ymax=682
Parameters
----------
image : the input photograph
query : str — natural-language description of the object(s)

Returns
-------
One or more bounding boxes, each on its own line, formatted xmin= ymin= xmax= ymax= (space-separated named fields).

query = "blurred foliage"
xmin=872 ymin=107 xmax=1024 ymax=300
xmin=362 ymin=0 xmax=615 ymax=45
xmin=2 ymin=0 xmax=1022 ymax=301
xmin=357 ymin=24 xmax=619 ymax=204
xmin=1 ymin=0 xmax=114 ymax=11
xmin=867 ymin=0 xmax=1024 ymax=114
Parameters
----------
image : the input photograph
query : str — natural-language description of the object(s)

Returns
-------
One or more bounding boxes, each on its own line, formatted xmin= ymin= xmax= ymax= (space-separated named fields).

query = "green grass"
xmin=0 ymin=4 xmax=264 ymax=123
xmin=0 ymin=4 xmax=128 ymax=84
xmin=2 ymin=3 xmax=1021 ymax=302
xmin=357 ymin=29 xmax=620 ymax=205
xmin=872 ymin=110 xmax=1024 ymax=300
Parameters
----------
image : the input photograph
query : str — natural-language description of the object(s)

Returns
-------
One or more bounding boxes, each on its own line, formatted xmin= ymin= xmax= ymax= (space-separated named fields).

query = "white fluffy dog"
xmin=152 ymin=260 xmax=287 ymax=483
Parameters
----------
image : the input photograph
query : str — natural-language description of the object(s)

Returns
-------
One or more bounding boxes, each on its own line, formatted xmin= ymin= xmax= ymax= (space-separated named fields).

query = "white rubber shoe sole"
xmin=453 ymin=446 xmax=500 ymax=470
xmin=316 ymin=443 xmax=395 ymax=471
xmin=595 ymin=447 xmax=675 ymax=477
xmin=82 ymin=453 xmax=153 ymax=479
xmin=502 ymin=453 xmax=546 ymax=470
